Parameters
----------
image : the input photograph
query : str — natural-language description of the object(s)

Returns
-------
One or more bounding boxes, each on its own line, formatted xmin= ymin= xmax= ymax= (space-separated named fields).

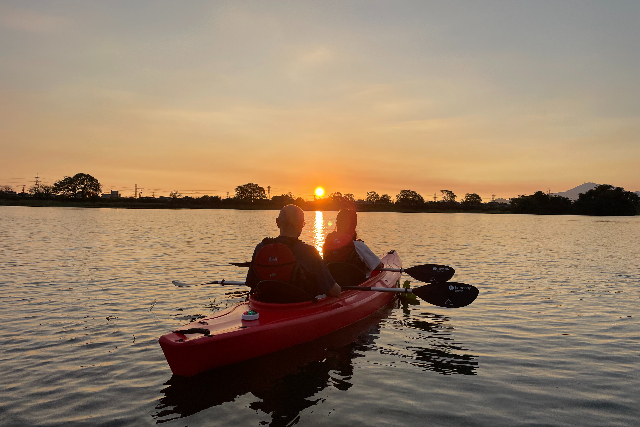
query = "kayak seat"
xmin=253 ymin=280 xmax=317 ymax=304
xmin=327 ymin=262 xmax=367 ymax=287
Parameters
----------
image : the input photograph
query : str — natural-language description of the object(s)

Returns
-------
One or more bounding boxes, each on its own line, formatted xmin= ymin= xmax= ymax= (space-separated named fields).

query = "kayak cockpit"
xmin=250 ymin=280 xmax=322 ymax=304
xmin=326 ymin=262 xmax=373 ymax=287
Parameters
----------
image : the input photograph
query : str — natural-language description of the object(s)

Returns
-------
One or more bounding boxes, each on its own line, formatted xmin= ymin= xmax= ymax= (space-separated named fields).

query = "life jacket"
xmin=322 ymin=231 xmax=368 ymax=275
xmin=251 ymin=237 xmax=315 ymax=301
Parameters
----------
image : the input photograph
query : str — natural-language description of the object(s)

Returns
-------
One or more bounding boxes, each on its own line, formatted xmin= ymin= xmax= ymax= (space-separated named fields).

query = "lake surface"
xmin=1 ymin=206 xmax=638 ymax=426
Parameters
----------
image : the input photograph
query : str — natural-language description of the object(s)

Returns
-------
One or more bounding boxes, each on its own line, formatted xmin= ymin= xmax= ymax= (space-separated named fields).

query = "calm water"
xmin=1 ymin=207 xmax=638 ymax=426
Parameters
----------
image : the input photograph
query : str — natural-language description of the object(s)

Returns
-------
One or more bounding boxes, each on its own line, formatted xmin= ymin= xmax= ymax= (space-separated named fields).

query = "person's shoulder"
xmin=295 ymin=240 xmax=317 ymax=251
xmin=292 ymin=240 xmax=321 ymax=257
xmin=252 ymin=237 xmax=276 ymax=253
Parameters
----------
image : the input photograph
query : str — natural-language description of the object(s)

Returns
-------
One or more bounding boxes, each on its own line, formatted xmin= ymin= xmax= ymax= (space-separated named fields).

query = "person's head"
xmin=336 ymin=208 xmax=357 ymax=239
xmin=276 ymin=204 xmax=305 ymax=237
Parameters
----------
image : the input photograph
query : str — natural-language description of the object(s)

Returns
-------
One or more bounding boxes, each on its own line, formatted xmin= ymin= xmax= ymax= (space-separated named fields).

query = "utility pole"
xmin=267 ymin=186 xmax=271 ymax=199
xmin=433 ymin=193 xmax=437 ymax=202
xmin=134 ymin=184 xmax=137 ymax=199
xmin=226 ymin=191 xmax=229 ymax=199
xmin=491 ymin=194 xmax=496 ymax=202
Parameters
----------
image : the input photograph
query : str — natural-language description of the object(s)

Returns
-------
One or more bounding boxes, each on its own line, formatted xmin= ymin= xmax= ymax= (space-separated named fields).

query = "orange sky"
xmin=1 ymin=2 xmax=638 ymax=200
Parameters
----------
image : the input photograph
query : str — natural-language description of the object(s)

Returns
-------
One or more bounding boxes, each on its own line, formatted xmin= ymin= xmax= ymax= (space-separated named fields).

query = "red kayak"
xmin=159 ymin=250 xmax=402 ymax=376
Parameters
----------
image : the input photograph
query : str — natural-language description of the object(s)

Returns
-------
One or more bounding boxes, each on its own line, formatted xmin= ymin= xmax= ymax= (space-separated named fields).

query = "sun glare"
xmin=315 ymin=187 xmax=325 ymax=197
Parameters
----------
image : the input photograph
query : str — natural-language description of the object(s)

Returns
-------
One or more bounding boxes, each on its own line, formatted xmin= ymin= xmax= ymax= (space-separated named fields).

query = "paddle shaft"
xmin=173 ymin=280 xmax=245 ymax=287
xmin=176 ymin=282 xmax=414 ymax=291
xmin=377 ymin=268 xmax=405 ymax=273
xmin=341 ymin=286 xmax=413 ymax=293
xmin=176 ymin=280 xmax=417 ymax=294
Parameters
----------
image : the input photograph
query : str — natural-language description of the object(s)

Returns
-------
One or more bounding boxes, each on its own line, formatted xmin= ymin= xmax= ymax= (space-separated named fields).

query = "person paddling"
xmin=323 ymin=208 xmax=384 ymax=279
xmin=245 ymin=205 xmax=341 ymax=299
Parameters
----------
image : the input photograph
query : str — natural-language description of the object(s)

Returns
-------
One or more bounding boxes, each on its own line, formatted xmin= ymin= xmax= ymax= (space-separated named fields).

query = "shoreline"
xmin=3 ymin=197 xmax=637 ymax=216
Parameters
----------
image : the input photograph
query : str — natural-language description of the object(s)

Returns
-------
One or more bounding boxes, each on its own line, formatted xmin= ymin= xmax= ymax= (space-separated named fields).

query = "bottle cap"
xmin=242 ymin=310 xmax=259 ymax=321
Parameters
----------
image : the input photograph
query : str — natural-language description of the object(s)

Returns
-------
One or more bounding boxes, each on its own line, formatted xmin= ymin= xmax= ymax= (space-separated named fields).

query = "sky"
xmin=1 ymin=1 xmax=638 ymax=200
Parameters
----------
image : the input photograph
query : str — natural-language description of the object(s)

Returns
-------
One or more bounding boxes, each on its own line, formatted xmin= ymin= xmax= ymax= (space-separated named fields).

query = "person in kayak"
xmin=245 ymin=204 xmax=341 ymax=299
xmin=323 ymin=208 xmax=384 ymax=279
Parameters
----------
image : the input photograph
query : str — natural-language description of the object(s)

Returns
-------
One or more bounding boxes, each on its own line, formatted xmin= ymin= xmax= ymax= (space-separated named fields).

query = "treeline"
xmin=231 ymin=184 xmax=502 ymax=213
xmin=510 ymin=185 xmax=640 ymax=216
xmin=0 ymin=173 xmax=101 ymax=199
xmin=2 ymin=175 xmax=638 ymax=216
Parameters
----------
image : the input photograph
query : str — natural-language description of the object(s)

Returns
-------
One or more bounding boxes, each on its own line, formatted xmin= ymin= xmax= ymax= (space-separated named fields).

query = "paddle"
xmin=172 ymin=279 xmax=478 ymax=308
xmin=381 ymin=264 xmax=454 ymax=283
xmin=230 ymin=262 xmax=456 ymax=283
xmin=341 ymin=282 xmax=478 ymax=308
xmin=172 ymin=279 xmax=245 ymax=287
xmin=229 ymin=262 xmax=251 ymax=267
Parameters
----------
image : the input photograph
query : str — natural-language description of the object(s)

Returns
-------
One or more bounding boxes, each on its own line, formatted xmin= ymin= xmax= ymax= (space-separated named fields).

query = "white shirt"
xmin=353 ymin=240 xmax=382 ymax=278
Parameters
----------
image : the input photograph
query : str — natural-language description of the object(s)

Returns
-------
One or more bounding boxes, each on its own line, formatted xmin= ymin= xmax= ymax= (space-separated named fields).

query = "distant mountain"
xmin=553 ymin=183 xmax=599 ymax=201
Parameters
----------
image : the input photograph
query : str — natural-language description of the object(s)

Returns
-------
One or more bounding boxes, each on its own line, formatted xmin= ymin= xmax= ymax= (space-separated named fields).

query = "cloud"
xmin=287 ymin=46 xmax=335 ymax=79
xmin=0 ymin=6 xmax=70 ymax=33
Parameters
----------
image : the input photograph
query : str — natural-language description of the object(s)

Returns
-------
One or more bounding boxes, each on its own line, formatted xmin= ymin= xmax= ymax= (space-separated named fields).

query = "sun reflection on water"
xmin=313 ymin=211 xmax=324 ymax=256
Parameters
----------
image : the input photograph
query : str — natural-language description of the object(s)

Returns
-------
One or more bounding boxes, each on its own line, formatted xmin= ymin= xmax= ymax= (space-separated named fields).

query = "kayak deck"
xmin=159 ymin=250 xmax=402 ymax=376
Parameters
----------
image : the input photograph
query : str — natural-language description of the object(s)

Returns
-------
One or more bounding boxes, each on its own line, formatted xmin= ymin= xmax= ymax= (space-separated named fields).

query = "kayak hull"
xmin=159 ymin=250 xmax=402 ymax=376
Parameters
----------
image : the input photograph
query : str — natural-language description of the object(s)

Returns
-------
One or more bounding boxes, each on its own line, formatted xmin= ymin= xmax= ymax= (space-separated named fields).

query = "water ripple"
xmin=1 ymin=208 xmax=639 ymax=426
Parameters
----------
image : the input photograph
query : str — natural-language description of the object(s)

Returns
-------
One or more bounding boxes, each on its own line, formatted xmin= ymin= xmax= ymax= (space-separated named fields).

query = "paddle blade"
xmin=172 ymin=280 xmax=190 ymax=287
xmin=412 ymin=282 xmax=478 ymax=308
xmin=404 ymin=264 xmax=455 ymax=283
xmin=230 ymin=262 xmax=251 ymax=267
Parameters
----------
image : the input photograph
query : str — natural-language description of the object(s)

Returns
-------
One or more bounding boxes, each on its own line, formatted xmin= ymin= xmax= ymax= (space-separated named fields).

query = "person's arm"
xmin=327 ymin=283 xmax=341 ymax=297
xmin=301 ymin=245 xmax=341 ymax=297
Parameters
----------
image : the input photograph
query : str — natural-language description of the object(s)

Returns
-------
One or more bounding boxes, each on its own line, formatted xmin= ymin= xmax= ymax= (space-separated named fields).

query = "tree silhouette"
xmin=329 ymin=192 xmax=344 ymax=202
xmin=29 ymin=184 xmax=54 ymax=198
xmin=379 ymin=194 xmax=392 ymax=204
xmin=395 ymin=190 xmax=424 ymax=206
xmin=366 ymin=191 xmax=380 ymax=203
xmin=235 ymin=183 xmax=267 ymax=202
xmin=573 ymin=185 xmax=639 ymax=216
xmin=52 ymin=173 xmax=102 ymax=198
xmin=462 ymin=193 xmax=482 ymax=205
xmin=440 ymin=190 xmax=457 ymax=203
xmin=510 ymin=191 xmax=572 ymax=214
xmin=272 ymin=193 xmax=295 ymax=207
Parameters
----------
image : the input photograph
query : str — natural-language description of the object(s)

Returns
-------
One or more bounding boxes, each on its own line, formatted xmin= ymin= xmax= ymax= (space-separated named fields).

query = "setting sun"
xmin=315 ymin=187 xmax=325 ymax=197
